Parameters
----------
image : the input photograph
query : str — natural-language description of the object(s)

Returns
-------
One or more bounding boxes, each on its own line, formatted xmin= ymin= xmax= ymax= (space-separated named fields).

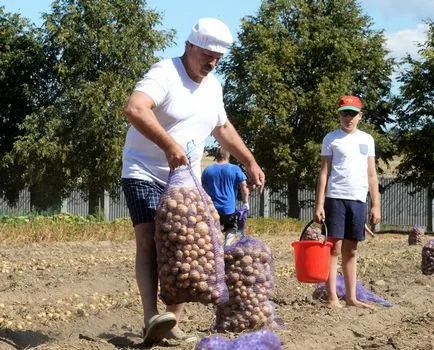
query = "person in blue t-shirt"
xmin=202 ymin=147 xmax=250 ymax=234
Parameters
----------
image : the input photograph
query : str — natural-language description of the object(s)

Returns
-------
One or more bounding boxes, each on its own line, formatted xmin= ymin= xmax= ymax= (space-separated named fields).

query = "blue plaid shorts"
xmin=121 ymin=178 xmax=165 ymax=226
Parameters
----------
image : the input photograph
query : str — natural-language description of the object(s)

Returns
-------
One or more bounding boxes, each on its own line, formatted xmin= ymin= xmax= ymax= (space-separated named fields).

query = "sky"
xmin=1 ymin=0 xmax=432 ymax=62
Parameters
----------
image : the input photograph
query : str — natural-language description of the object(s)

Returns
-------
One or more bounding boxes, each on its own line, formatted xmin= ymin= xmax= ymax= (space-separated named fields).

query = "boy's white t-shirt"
xmin=122 ymin=57 xmax=228 ymax=185
xmin=321 ymin=129 xmax=375 ymax=203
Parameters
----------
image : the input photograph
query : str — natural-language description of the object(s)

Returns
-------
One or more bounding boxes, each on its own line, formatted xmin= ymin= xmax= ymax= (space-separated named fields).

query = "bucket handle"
xmin=299 ymin=219 xmax=328 ymax=244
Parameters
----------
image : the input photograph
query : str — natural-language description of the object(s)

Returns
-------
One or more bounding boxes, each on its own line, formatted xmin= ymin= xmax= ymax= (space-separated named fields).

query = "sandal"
xmin=163 ymin=326 xmax=198 ymax=343
xmin=143 ymin=312 xmax=177 ymax=344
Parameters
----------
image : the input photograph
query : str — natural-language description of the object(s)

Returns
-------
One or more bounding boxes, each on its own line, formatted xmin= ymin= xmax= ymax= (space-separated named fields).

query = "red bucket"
xmin=292 ymin=220 xmax=333 ymax=283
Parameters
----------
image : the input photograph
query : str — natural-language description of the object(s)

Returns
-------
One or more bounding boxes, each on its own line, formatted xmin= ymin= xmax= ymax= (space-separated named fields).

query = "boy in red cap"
xmin=314 ymin=95 xmax=380 ymax=308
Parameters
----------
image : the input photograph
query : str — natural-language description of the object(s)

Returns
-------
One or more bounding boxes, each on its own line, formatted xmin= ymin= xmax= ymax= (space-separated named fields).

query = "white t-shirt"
xmin=122 ymin=57 xmax=228 ymax=185
xmin=321 ymin=129 xmax=375 ymax=202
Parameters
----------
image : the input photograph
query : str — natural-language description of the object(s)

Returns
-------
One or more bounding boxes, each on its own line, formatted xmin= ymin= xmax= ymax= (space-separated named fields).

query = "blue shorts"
xmin=324 ymin=197 xmax=366 ymax=241
xmin=121 ymin=178 xmax=165 ymax=226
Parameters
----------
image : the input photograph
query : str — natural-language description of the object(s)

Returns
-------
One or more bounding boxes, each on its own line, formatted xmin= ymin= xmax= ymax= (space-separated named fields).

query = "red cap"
xmin=338 ymin=96 xmax=362 ymax=112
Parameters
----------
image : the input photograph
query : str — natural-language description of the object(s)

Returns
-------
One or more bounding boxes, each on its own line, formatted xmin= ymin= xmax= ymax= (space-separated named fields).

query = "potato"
xmin=195 ymin=222 xmax=209 ymax=236
xmin=176 ymin=204 xmax=188 ymax=216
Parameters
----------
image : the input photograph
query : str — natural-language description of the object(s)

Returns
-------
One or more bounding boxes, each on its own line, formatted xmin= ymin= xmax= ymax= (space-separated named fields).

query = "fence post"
xmin=60 ymin=198 xmax=68 ymax=214
xmin=104 ymin=190 xmax=110 ymax=221
xmin=427 ymin=189 xmax=433 ymax=232
xmin=259 ymin=187 xmax=270 ymax=218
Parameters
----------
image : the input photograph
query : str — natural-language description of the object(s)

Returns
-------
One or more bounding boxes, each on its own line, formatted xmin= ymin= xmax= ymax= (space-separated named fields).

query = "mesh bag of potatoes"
xmin=408 ymin=224 xmax=424 ymax=245
xmin=213 ymin=235 xmax=284 ymax=332
xmin=196 ymin=330 xmax=282 ymax=350
xmin=155 ymin=165 xmax=228 ymax=305
xmin=421 ymin=238 xmax=434 ymax=275
xmin=300 ymin=224 xmax=322 ymax=241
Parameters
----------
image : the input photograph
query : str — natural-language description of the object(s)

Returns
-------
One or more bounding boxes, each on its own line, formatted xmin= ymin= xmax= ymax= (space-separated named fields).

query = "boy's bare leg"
xmin=326 ymin=238 xmax=343 ymax=308
xmin=342 ymin=239 xmax=374 ymax=309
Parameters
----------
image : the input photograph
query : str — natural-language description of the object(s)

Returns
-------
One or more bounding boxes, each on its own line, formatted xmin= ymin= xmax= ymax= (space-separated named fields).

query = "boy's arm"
xmin=314 ymin=156 xmax=331 ymax=223
xmin=367 ymin=156 xmax=381 ymax=225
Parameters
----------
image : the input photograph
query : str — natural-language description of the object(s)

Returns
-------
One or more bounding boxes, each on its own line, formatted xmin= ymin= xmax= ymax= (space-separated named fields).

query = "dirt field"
xmin=1 ymin=230 xmax=433 ymax=350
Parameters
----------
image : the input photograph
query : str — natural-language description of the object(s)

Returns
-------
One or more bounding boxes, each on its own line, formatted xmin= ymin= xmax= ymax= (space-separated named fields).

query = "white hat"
xmin=187 ymin=18 xmax=233 ymax=54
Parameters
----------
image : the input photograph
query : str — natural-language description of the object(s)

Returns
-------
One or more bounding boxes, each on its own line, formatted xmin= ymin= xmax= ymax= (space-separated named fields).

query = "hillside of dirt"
xmin=0 ymin=231 xmax=433 ymax=350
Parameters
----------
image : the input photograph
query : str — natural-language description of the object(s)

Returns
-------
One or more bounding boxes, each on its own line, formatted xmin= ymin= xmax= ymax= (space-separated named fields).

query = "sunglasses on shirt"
xmin=339 ymin=110 xmax=359 ymax=117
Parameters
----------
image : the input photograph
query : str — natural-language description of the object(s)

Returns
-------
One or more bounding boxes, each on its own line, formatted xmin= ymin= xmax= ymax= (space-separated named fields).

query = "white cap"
xmin=187 ymin=18 xmax=233 ymax=54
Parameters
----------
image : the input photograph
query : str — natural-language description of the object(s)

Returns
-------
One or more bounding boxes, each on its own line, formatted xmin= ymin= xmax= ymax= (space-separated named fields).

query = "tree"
xmin=0 ymin=8 xmax=53 ymax=206
xmin=11 ymin=0 xmax=174 ymax=214
xmin=218 ymin=0 xmax=395 ymax=218
xmin=393 ymin=21 xmax=433 ymax=195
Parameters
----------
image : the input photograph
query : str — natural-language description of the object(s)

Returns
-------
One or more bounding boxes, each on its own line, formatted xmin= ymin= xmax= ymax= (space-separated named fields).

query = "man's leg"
xmin=164 ymin=301 xmax=197 ymax=343
xmin=220 ymin=213 xmax=237 ymax=235
xmin=135 ymin=222 xmax=180 ymax=343
xmin=135 ymin=222 xmax=186 ymax=323
xmin=166 ymin=303 xmax=185 ymax=326
xmin=134 ymin=222 xmax=159 ymax=323
xmin=123 ymin=179 xmax=178 ymax=343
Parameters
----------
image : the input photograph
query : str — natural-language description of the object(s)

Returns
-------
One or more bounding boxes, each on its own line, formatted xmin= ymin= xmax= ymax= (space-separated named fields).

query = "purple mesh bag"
xmin=213 ymin=235 xmax=285 ymax=332
xmin=155 ymin=164 xmax=228 ymax=305
xmin=195 ymin=330 xmax=282 ymax=350
xmin=312 ymin=275 xmax=393 ymax=307
xmin=236 ymin=203 xmax=249 ymax=233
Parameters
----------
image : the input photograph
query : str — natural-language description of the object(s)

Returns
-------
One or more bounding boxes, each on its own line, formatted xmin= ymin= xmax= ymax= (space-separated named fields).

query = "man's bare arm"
xmin=124 ymin=91 xmax=187 ymax=168
xmin=213 ymin=121 xmax=265 ymax=192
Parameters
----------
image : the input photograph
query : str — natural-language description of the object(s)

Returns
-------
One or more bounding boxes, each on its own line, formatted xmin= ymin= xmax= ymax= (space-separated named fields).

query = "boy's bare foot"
xmin=327 ymin=299 xmax=343 ymax=308
xmin=346 ymin=299 xmax=375 ymax=309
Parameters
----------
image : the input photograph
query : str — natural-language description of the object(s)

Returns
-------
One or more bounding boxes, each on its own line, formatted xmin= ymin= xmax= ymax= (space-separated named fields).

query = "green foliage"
xmin=7 ymin=0 xmax=175 ymax=214
xmin=218 ymin=0 xmax=395 ymax=217
xmin=0 ymin=8 xmax=54 ymax=205
xmin=393 ymin=21 xmax=434 ymax=193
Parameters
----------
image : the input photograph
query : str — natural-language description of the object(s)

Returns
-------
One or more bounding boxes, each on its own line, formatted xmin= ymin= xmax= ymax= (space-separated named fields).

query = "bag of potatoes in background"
xmin=155 ymin=164 xmax=228 ymax=305
xmin=408 ymin=224 xmax=424 ymax=245
xmin=421 ymin=238 xmax=434 ymax=275
xmin=213 ymin=235 xmax=284 ymax=332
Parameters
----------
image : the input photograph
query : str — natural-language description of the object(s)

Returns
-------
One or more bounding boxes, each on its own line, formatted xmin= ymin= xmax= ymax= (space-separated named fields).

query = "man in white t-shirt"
xmin=121 ymin=18 xmax=265 ymax=344
xmin=314 ymin=95 xmax=380 ymax=309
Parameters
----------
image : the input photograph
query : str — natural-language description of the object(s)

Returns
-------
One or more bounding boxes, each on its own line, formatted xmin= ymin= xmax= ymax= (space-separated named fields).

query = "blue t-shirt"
xmin=201 ymin=163 xmax=247 ymax=215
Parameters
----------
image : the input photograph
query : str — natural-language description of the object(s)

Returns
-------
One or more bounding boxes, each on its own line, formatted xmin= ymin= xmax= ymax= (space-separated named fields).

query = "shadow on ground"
xmin=83 ymin=331 xmax=178 ymax=349
xmin=0 ymin=328 xmax=51 ymax=349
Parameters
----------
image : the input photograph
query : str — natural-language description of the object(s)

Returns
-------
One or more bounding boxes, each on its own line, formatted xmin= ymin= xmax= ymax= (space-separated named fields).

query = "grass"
xmin=245 ymin=217 xmax=306 ymax=236
xmin=0 ymin=213 xmax=306 ymax=245
xmin=0 ymin=214 xmax=134 ymax=244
